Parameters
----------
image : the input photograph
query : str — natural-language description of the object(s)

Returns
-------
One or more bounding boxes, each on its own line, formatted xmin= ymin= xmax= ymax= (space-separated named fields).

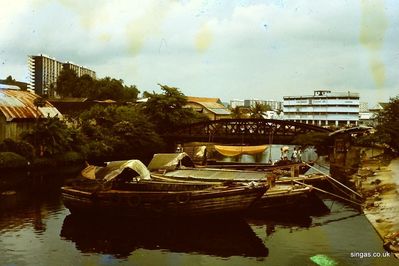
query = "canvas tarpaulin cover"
xmin=214 ymin=145 xmax=268 ymax=157
xmin=81 ymin=160 xmax=151 ymax=182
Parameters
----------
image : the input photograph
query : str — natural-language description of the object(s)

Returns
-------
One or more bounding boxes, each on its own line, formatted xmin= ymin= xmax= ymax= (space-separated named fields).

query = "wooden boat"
xmin=61 ymin=160 xmax=268 ymax=218
xmin=252 ymin=184 xmax=316 ymax=212
xmin=148 ymin=153 xmax=315 ymax=179
xmin=148 ymin=154 xmax=329 ymax=214
xmin=205 ymin=160 xmax=314 ymax=172
xmin=205 ymin=159 xmax=313 ymax=175
xmin=151 ymin=164 xmax=326 ymax=187
xmin=152 ymin=172 xmax=328 ymax=214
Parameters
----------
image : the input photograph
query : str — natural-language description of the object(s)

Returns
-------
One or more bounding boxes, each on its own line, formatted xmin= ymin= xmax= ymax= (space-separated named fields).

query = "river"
xmin=0 ymin=164 xmax=397 ymax=265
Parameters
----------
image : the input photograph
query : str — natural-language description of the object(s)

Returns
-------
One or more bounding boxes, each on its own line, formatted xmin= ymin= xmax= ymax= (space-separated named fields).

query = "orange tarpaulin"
xmin=214 ymin=145 xmax=268 ymax=157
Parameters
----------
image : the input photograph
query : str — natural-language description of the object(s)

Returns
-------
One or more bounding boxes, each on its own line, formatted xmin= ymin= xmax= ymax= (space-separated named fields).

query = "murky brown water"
xmin=0 ymin=172 xmax=397 ymax=266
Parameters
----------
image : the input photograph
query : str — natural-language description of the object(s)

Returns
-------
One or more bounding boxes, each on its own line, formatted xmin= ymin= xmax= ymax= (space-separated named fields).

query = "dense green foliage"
xmin=1 ymin=82 xmax=209 ymax=165
xmin=0 ymin=152 xmax=28 ymax=168
xmin=79 ymin=105 xmax=165 ymax=160
xmin=0 ymin=139 xmax=35 ymax=160
xmin=20 ymin=116 xmax=81 ymax=156
xmin=56 ymin=69 xmax=79 ymax=97
xmin=229 ymin=103 xmax=272 ymax=119
xmin=230 ymin=106 xmax=245 ymax=119
xmin=142 ymin=84 xmax=209 ymax=133
xmin=374 ymin=96 xmax=399 ymax=153
xmin=55 ymin=69 xmax=139 ymax=101
xmin=250 ymin=102 xmax=271 ymax=119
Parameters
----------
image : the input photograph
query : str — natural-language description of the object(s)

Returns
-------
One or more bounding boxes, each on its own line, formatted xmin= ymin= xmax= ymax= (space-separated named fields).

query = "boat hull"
xmin=252 ymin=186 xmax=313 ymax=211
xmin=151 ymin=174 xmax=328 ymax=215
xmin=205 ymin=161 xmax=312 ymax=175
xmin=61 ymin=184 xmax=267 ymax=218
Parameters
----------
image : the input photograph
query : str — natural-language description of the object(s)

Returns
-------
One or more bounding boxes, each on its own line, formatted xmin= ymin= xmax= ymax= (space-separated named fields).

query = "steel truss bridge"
xmin=165 ymin=119 xmax=332 ymax=145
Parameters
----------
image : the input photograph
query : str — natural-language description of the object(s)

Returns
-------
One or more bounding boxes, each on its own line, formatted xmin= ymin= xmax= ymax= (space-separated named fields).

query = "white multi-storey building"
xmin=230 ymin=99 xmax=282 ymax=111
xmin=283 ymin=90 xmax=360 ymax=127
xmin=28 ymin=54 xmax=96 ymax=96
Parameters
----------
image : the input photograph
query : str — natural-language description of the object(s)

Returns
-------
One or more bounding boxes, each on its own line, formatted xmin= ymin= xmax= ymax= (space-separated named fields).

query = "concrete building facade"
xmin=28 ymin=55 xmax=96 ymax=96
xmin=230 ymin=99 xmax=282 ymax=111
xmin=283 ymin=90 xmax=360 ymax=127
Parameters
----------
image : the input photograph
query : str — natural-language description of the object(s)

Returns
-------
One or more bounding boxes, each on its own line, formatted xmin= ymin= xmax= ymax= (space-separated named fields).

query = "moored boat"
xmin=150 ymin=158 xmax=325 ymax=187
xmin=205 ymin=159 xmax=313 ymax=175
xmin=148 ymin=153 xmax=324 ymax=185
xmin=61 ymin=160 xmax=268 ymax=218
xmin=148 ymin=154 xmax=329 ymax=215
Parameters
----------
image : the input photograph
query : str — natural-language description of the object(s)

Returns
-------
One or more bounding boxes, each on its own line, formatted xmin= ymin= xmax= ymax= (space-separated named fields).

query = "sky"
xmin=0 ymin=0 xmax=398 ymax=106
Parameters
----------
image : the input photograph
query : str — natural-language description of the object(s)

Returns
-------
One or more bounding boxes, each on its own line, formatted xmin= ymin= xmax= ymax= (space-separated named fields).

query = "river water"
xmin=0 ymin=165 xmax=397 ymax=265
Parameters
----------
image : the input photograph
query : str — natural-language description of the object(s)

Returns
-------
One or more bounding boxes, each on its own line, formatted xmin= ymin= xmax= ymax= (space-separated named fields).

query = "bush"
xmin=0 ymin=152 xmax=29 ymax=168
xmin=0 ymin=139 xmax=35 ymax=160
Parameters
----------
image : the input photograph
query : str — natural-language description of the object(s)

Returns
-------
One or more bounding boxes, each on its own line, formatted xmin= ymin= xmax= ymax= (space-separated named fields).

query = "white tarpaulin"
xmin=147 ymin=153 xmax=194 ymax=171
xmin=81 ymin=160 xmax=151 ymax=182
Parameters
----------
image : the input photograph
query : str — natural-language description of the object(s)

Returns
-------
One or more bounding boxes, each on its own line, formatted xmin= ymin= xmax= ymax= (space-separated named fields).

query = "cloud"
xmin=195 ymin=22 xmax=213 ymax=53
xmin=0 ymin=0 xmax=398 ymax=105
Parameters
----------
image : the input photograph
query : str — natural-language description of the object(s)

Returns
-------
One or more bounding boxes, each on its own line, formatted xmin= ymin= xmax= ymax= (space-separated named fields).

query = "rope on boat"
xmin=314 ymin=162 xmax=330 ymax=170
xmin=293 ymin=180 xmax=364 ymax=206
xmin=325 ymin=178 xmax=355 ymax=199
xmin=304 ymin=163 xmax=363 ymax=199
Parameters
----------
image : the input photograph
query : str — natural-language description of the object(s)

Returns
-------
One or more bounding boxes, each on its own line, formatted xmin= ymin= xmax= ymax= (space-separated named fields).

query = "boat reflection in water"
xmin=60 ymin=215 xmax=269 ymax=259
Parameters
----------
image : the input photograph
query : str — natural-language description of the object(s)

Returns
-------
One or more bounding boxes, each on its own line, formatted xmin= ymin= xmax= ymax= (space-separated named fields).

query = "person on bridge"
xmin=291 ymin=147 xmax=298 ymax=161
xmin=297 ymin=148 xmax=302 ymax=162
xmin=281 ymin=146 xmax=289 ymax=160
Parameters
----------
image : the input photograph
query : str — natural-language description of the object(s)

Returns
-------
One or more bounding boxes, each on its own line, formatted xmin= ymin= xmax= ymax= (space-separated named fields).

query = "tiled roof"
xmin=187 ymin=96 xmax=221 ymax=103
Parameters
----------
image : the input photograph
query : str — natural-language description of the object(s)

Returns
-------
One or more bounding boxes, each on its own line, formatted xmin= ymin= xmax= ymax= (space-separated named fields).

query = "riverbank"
xmin=354 ymin=153 xmax=399 ymax=258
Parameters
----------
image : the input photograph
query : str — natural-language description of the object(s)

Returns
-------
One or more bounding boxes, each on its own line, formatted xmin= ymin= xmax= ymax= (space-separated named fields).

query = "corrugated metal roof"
xmin=0 ymin=89 xmax=62 ymax=121
xmin=188 ymin=101 xmax=231 ymax=115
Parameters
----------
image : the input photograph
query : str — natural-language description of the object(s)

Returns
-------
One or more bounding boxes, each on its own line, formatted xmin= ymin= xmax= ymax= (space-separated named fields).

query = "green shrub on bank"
xmin=0 ymin=152 xmax=29 ymax=168
xmin=0 ymin=139 xmax=35 ymax=160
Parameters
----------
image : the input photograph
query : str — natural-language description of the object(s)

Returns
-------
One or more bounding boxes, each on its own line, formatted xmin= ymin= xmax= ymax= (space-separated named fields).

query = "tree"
xmin=76 ymin=74 xmax=95 ymax=98
xmin=374 ymin=96 xmax=399 ymax=153
xmin=5 ymin=75 xmax=16 ymax=83
xmin=55 ymin=71 xmax=140 ymax=101
xmin=142 ymin=84 xmax=208 ymax=133
xmin=56 ymin=68 xmax=79 ymax=97
xmin=250 ymin=102 xmax=271 ymax=119
xmin=33 ymin=96 xmax=47 ymax=109
xmin=20 ymin=116 xmax=74 ymax=156
xmin=123 ymin=85 xmax=140 ymax=102
xmin=230 ymin=106 xmax=245 ymax=119
xmin=95 ymin=77 xmax=125 ymax=100
xmin=79 ymin=105 xmax=165 ymax=160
